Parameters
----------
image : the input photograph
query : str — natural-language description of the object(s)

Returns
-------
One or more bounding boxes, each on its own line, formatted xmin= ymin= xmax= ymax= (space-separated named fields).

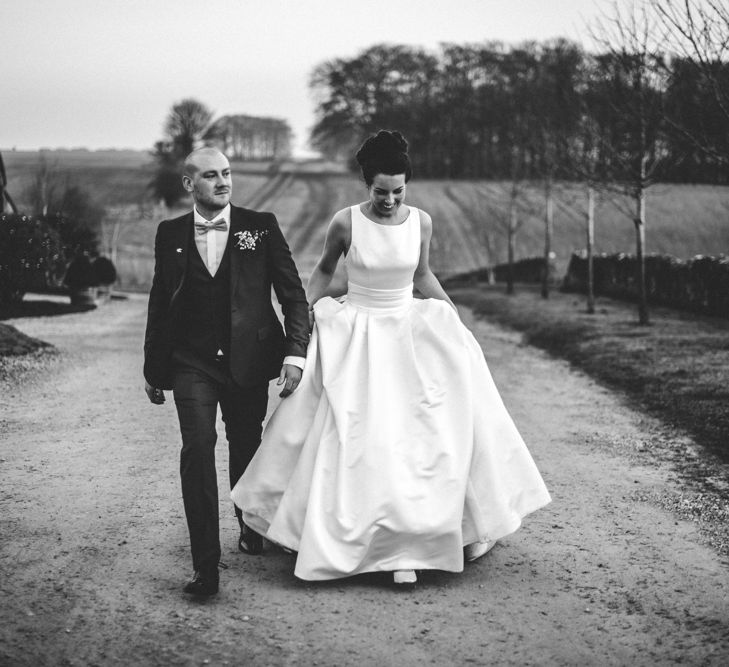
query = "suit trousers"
xmin=172 ymin=364 xmax=268 ymax=574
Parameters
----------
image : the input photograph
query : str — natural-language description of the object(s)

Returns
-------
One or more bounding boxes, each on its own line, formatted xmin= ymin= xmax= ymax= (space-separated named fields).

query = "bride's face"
xmin=368 ymin=173 xmax=407 ymax=218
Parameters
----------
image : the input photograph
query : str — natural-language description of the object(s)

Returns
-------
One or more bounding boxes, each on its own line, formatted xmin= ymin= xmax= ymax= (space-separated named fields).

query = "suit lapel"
xmin=228 ymin=205 xmax=249 ymax=295
xmin=170 ymin=212 xmax=194 ymax=306
xmin=176 ymin=212 xmax=194 ymax=272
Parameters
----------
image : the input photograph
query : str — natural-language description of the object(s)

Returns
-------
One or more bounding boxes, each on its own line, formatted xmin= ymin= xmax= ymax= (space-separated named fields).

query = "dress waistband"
xmin=347 ymin=281 xmax=414 ymax=310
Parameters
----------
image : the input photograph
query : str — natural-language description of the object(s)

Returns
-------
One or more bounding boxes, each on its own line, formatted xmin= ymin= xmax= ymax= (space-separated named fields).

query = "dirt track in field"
xmin=1 ymin=294 xmax=728 ymax=666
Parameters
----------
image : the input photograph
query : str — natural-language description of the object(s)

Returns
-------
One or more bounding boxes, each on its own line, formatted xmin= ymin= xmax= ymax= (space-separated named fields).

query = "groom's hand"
xmin=278 ymin=364 xmax=302 ymax=398
xmin=145 ymin=381 xmax=165 ymax=405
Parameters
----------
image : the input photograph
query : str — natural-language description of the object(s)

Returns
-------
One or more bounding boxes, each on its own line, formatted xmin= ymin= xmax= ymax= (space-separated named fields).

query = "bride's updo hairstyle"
xmin=355 ymin=130 xmax=412 ymax=187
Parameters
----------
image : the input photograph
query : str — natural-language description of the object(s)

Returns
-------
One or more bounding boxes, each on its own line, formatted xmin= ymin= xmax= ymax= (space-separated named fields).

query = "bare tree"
xmin=529 ymin=40 xmax=584 ymax=298
xmin=651 ymin=0 xmax=729 ymax=62
xmin=505 ymin=182 xmax=523 ymax=295
xmin=584 ymin=186 xmax=597 ymax=314
xmin=23 ymin=154 xmax=66 ymax=217
xmin=566 ymin=86 xmax=612 ymax=315
xmin=650 ymin=0 xmax=729 ymax=167
xmin=481 ymin=182 xmax=542 ymax=295
xmin=588 ymin=1 xmax=669 ymax=325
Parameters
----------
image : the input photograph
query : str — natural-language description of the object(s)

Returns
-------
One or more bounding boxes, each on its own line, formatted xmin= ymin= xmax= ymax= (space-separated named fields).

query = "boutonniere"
xmin=234 ymin=229 xmax=269 ymax=251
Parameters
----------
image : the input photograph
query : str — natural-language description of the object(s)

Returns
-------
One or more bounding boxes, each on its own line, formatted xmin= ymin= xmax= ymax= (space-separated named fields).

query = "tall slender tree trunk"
xmin=586 ymin=185 xmax=595 ymax=315
xmin=3 ymin=191 xmax=18 ymax=214
xmin=110 ymin=218 xmax=122 ymax=268
xmin=0 ymin=151 xmax=17 ymax=214
xmin=506 ymin=186 xmax=517 ymax=295
xmin=634 ymin=188 xmax=649 ymax=325
xmin=541 ymin=178 xmax=554 ymax=298
xmin=1 ymin=149 xmax=18 ymax=213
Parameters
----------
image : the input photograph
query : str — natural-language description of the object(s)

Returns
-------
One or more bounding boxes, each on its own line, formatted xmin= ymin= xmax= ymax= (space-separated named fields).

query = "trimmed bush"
xmin=64 ymin=255 xmax=98 ymax=290
xmin=64 ymin=254 xmax=99 ymax=307
xmin=493 ymin=256 xmax=559 ymax=285
xmin=562 ymin=251 xmax=729 ymax=318
xmin=443 ymin=256 xmax=559 ymax=287
xmin=92 ymin=256 xmax=117 ymax=285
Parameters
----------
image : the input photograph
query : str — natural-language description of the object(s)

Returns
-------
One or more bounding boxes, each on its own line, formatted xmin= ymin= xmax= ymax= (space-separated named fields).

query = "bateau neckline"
xmin=356 ymin=204 xmax=412 ymax=227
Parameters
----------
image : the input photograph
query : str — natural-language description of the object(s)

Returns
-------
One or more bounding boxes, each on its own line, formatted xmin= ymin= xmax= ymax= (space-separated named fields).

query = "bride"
xmin=231 ymin=130 xmax=551 ymax=585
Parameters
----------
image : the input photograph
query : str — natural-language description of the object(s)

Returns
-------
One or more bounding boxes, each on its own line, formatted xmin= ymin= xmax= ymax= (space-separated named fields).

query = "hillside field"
xmin=3 ymin=150 xmax=728 ymax=291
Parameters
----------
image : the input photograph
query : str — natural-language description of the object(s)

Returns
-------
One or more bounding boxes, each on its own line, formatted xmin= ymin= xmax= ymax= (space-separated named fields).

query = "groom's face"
xmin=183 ymin=151 xmax=232 ymax=215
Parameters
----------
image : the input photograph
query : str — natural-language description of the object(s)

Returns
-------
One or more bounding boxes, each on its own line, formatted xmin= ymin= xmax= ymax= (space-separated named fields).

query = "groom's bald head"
xmin=181 ymin=147 xmax=232 ymax=214
xmin=183 ymin=147 xmax=229 ymax=177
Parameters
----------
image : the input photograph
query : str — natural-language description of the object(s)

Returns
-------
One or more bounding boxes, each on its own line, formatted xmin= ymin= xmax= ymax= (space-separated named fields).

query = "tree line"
xmin=309 ymin=0 xmax=729 ymax=325
xmin=309 ymin=24 xmax=728 ymax=186
xmin=206 ymin=115 xmax=291 ymax=161
xmin=152 ymin=100 xmax=292 ymax=205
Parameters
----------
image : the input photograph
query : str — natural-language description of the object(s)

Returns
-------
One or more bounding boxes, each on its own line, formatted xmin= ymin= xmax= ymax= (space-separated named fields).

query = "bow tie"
xmin=195 ymin=218 xmax=228 ymax=235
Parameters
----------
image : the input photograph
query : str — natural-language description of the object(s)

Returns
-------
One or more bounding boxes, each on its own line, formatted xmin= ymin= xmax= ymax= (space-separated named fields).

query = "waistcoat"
xmin=175 ymin=240 xmax=232 ymax=362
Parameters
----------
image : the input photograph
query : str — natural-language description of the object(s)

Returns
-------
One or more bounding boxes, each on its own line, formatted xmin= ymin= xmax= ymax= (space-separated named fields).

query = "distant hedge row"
xmin=493 ymin=257 xmax=559 ymax=285
xmin=562 ymin=252 xmax=729 ymax=318
xmin=444 ymin=256 xmax=559 ymax=286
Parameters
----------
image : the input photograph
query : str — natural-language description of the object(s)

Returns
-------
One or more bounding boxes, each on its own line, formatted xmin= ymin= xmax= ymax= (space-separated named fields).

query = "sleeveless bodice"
xmin=345 ymin=205 xmax=420 ymax=309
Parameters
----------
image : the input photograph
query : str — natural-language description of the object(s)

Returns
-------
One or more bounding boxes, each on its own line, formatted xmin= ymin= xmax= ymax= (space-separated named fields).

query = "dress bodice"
xmin=345 ymin=205 xmax=420 ymax=308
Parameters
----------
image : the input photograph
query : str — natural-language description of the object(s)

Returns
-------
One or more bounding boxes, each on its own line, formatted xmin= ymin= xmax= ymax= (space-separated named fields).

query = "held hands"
xmin=278 ymin=364 xmax=302 ymax=398
xmin=145 ymin=381 xmax=165 ymax=405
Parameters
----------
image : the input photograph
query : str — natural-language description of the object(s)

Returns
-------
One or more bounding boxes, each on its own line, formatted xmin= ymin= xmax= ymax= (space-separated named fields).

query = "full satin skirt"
xmin=231 ymin=294 xmax=551 ymax=580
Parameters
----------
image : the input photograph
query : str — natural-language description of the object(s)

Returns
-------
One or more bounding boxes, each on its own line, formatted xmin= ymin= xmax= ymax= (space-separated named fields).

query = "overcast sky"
xmin=3 ymin=0 xmax=607 ymax=155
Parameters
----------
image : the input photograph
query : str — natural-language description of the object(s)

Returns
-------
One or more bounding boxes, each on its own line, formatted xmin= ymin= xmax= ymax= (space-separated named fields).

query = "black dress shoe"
xmin=238 ymin=522 xmax=263 ymax=555
xmin=183 ymin=570 xmax=219 ymax=597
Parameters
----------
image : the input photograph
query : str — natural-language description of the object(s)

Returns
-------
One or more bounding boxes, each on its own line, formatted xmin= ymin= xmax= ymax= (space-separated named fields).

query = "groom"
xmin=143 ymin=147 xmax=309 ymax=596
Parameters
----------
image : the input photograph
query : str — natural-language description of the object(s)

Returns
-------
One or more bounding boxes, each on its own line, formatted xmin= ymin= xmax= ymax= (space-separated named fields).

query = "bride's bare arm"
xmin=413 ymin=211 xmax=456 ymax=310
xmin=306 ymin=210 xmax=351 ymax=306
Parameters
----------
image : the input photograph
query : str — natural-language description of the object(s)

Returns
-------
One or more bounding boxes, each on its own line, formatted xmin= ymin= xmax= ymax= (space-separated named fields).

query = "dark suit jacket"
xmin=144 ymin=204 xmax=309 ymax=389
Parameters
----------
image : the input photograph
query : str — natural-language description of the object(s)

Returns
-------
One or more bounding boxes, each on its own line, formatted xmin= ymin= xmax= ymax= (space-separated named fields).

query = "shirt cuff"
xmin=283 ymin=355 xmax=305 ymax=370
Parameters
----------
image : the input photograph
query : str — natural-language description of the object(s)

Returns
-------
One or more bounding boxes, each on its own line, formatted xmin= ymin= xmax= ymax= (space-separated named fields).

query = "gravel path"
xmin=1 ymin=294 xmax=728 ymax=666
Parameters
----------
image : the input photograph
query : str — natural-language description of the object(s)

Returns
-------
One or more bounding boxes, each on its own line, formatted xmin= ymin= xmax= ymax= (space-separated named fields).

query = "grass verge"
xmin=0 ymin=322 xmax=51 ymax=356
xmin=0 ymin=296 xmax=94 ymax=359
xmin=0 ymin=299 xmax=96 ymax=321
xmin=450 ymin=283 xmax=729 ymax=465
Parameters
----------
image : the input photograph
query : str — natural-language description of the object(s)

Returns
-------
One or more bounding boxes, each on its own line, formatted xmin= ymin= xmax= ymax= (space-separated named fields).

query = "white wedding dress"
xmin=231 ymin=205 xmax=551 ymax=581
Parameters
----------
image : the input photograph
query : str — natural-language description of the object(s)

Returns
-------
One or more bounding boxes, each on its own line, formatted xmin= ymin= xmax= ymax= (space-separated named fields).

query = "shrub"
xmin=64 ymin=254 xmax=98 ymax=290
xmin=43 ymin=188 xmax=102 ymax=257
xmin=0 ymin=213 xmax=66 ymax=305
xmin=493 ymin=256 xmax=559 ymax=284
xmin=23 ymin=159 xmax=103 ymax=256
xmin=92 ymin=256 xmax=117 ymax=285
xmin=443 ymin=256 xmax=559 ymax=287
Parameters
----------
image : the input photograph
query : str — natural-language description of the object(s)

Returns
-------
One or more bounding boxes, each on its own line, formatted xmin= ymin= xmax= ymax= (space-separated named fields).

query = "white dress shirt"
xmin=193 ymin=204 xmax=230 ymax=276
xmin=192 ymin=205 xmax=305 ymax=371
